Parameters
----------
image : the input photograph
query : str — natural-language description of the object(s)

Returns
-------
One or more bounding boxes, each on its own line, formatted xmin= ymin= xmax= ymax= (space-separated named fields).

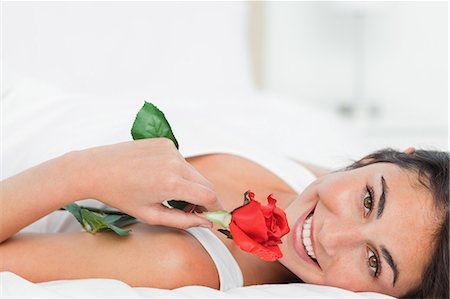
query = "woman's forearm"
xmin=0 ymin=152 xmax=85 ymax=243
xmin=0 ymin=139 xmax=219 ymax=244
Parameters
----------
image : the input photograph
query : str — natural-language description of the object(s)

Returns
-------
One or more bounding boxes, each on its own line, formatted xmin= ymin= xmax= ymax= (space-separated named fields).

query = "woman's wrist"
xmin=0 ymin=150 xmax=92 ymax=243
xmin=59 ymin=150 xmax=93 ymax=204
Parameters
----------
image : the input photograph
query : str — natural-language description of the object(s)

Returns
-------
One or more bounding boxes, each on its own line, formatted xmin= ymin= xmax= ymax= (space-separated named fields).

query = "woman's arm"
xmin=0 ymin=139 xmax=220 ymax=244
xmin=0 ymin=223 xmax=219 ymax=289
xmin=0 ymin=152 xmax=81 ymax=244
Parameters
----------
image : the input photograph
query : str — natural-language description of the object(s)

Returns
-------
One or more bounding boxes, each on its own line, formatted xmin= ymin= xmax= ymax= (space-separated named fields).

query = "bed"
xmin=1 ymin=78 xmax=391 ymax=299
xmin=2 ymin=2 xmax=389 ymax=297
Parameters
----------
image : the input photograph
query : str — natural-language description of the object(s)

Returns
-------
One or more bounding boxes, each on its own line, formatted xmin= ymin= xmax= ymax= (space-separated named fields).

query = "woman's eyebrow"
xmin=376 ymin=176 xmax=399 ymax=286
xmin=381 ymin=246 xmax=399 ymax=286
xmin=376 ymin=176 xmax=387 ymax=219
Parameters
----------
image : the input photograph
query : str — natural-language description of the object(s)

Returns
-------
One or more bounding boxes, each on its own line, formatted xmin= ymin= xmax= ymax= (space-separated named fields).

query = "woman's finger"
xmin=171 ymin=178 xmax=222 ymax=212
xmin=181 ymin=203 xmax=197 ymax=213
xmin=140 ymin=204 xmax=212 ymax=229
xmin=180 ymin=161 xmax=214 ymax=190
xmin=181 ymin=203 xmax=208 ymax=214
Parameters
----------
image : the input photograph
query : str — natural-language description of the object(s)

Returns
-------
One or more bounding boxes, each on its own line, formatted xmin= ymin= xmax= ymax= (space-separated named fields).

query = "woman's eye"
xmin=368 ymin=249 xmax=380 ymax=277
xmin=363 ymin=186 xmax=374 ymax=216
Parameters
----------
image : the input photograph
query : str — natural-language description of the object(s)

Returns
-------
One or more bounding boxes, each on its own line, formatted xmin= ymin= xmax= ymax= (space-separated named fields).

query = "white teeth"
xmin=303 ymin=237 xmax=312 ymax=246
xmin=302 ymin=228 xmax=310 ymax=238
xmin=304 ymin=220 xmax=311 ymax=229
xmin=302 ymin=213 xmax=317 ymax=260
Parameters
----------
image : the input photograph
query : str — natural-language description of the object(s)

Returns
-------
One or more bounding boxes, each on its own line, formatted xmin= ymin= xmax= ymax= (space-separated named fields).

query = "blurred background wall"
xmin=256 ymin=1 xmax=448 ymax=151
xmin=2 ymin=1 xmax=448 ymax=153
xmin=2 ymin=2 xmax=254 ymax=99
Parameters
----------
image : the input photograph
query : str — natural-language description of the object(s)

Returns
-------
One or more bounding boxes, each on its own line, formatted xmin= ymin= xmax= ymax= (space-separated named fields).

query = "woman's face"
xmin=279 ymin=162 xmax=437 ymax=298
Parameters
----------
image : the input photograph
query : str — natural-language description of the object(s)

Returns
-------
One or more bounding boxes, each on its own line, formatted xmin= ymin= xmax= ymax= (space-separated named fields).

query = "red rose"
xmin=229 ymin=191 xmax=290 ymax=261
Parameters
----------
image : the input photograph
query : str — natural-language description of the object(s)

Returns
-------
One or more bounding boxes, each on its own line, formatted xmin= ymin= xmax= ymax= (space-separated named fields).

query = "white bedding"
xmin=2 ymin=78 xmax=368 ymax=179
xmin=2 ymin=271 xmax=392 ymax=298
xmin=1 ymin=78 xmax=390 ymax=298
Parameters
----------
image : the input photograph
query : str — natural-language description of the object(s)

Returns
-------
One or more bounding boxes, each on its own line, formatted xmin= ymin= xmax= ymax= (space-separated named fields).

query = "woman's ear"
xmin=403 ymin=147 xmax=416 ymax=155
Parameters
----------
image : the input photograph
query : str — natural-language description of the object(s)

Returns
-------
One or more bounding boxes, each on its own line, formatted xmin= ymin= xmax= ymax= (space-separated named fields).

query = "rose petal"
xmin=230 ymin=222 xmax=283 ymax=261
xmin=273 ymin=208 xmax=290 ymax=236
xmin=231 ymin=200 xmax=268 ymax=242
xmin=228 ymin=191 xmax=290 ymax=262
xmin=267 ymin=194 xmax=277 ymax=207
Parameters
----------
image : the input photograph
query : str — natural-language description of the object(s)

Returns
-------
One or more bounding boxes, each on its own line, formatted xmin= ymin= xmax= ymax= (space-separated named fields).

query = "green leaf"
xmin=100 ymin=223 xmax=132 ymax=236
xmin=218 ymin=229 xmax=233 ymax=239
xmin=80 ymin=209 xmax=132 ymax=236
xmin=131 ymin=101 xmax=179 ymax=149
xmin=243 ymin=191 xmax=250 ymax=205
xmin=62 ymin=203 xmax=83 ymax=224
xmin=80 ymin=209 xmax=108 ymax=233
xmin=167 ymin=200 xmax=190 ymax=210
xmin=101 ymin=214 xmax=122 ymax=223
xmin=61 ymin=204 xmax=137 ymax=236
xmin=104 ymin=214 xmax=139 ymax=228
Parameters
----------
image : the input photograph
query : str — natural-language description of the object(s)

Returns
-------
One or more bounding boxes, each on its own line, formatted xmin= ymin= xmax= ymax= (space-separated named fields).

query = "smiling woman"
xmin=343 ymin=149 xmax=449 ymax=299
xmin=0 ymin=142 xmax=448 ymax=298
xmin=279 ymin=148 xmax=449 ymax=298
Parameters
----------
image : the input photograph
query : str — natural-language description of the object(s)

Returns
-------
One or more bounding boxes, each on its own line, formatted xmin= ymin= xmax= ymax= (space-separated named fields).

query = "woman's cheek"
xmin=321 ymin=265 xmax=364 ymax=291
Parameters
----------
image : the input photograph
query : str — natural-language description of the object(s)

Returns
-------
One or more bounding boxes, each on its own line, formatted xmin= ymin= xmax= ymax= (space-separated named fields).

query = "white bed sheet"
xmin=1 ymin=78 xmax=388 ymax=298
xmin=2 ymin=271 xmax=392 ymax=299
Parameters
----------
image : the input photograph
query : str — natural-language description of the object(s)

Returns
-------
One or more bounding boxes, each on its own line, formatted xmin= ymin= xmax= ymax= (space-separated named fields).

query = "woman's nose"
xmin=317 ymin=219 xmax=363 ymax=257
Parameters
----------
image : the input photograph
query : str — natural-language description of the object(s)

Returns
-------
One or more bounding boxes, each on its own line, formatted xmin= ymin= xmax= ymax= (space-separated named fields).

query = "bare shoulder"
xmin=128 ymin=223 xmax=220 ymax=289
xmin=0 ymin=223 xmax=219 ymax=289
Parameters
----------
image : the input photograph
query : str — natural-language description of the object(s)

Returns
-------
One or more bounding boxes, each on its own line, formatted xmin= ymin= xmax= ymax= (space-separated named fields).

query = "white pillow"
xmin=2 ymin=78 xmax=368 ymax=179
xmin=2 ymin=78 xmax=140 ymax=179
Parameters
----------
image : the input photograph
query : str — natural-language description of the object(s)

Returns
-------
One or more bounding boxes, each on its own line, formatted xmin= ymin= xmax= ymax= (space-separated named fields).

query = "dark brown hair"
xmin=345 ymin=148 xmax=449 ymax=299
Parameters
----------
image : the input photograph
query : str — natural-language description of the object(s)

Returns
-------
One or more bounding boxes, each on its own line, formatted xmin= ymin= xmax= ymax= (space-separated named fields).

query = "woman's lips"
xmin=293 ymin=203 xmax=321 ymax=269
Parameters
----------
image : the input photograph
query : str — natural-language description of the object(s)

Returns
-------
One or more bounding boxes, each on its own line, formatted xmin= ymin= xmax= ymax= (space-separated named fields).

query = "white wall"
xmin=2 ymin=1 xmax=253 ymax=101
xmin=262 ymin=2 xmax=448 ymax=150
xmin=263 ymin=2 xmax=356 ymax=106
xmin=1 ymin=2 xmax=370 ymax=172
xmin=363 ymin=2 xmax=448 ymax=128
xmin=2 ymin=1 xmax=447 ymax=153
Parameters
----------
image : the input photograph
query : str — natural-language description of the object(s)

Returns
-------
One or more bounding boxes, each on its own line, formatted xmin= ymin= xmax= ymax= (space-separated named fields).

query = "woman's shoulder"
xmin=187 ymin=153 xmax=297 ymax=206
xmin=187 ymin=152 xmax=322 ymax=196
xmin=121 ymin=223 xmax=220 ymax=289
xmin=0 ymin=223 xmax=220 ymax=289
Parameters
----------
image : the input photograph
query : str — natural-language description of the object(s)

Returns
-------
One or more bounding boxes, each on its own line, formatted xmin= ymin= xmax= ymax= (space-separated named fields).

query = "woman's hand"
xmin=78 ymin=138 xmax=220 ymax=229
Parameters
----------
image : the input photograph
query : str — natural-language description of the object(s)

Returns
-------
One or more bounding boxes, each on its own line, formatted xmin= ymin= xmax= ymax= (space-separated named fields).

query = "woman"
xmin=1 ymin=138 xmax=448 ymax=298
